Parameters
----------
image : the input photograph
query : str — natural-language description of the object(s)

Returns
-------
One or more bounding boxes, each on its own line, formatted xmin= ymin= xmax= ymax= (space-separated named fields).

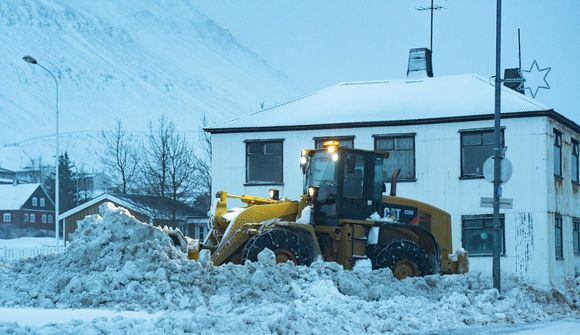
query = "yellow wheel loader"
xmin=189 ymin=141 xmax=468 ymax=279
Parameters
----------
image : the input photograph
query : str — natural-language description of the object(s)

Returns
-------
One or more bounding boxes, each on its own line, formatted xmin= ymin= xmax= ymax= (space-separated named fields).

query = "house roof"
xmin=59 ymin=193 xmax=206 ymax=221
xmin=0 ymin=183 xmax=41 ymax=210
xmin=206 ymin=74 xmax=571 ymax=133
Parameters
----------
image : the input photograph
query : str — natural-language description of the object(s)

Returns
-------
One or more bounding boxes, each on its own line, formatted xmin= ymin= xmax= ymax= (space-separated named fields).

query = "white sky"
xmin=196 ymin=0 xmax=580 ymax=124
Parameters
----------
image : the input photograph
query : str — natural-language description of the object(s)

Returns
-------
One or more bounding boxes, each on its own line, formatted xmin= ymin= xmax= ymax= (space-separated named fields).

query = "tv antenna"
xmin=416 ymin=0 xmax=447 ymax=53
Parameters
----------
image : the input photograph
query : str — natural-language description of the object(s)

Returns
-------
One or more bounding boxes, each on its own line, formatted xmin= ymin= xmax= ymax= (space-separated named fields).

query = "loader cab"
xmin=302 ymin=142 xmax=387 ymax=225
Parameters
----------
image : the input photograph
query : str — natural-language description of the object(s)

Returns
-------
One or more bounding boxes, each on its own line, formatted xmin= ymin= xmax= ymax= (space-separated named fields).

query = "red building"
xmin=0 ymin=183 xmax=55 ymax=229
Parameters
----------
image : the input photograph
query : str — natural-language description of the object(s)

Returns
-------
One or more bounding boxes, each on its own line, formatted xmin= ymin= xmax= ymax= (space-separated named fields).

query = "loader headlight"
xmin=308 ymin=186 xmax=319 ymax=200
xmin=269 ymin=189 xmax=280 ymax=200
xmin=300 ymin=155 xmax=308 ymax=166
xmin=331 ymin=153 xmax=339 ymax=161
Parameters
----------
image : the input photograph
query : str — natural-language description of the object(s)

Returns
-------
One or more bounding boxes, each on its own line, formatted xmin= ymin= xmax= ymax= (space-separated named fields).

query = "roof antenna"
xmin=416 ymin=0 xmax=447 ymax=53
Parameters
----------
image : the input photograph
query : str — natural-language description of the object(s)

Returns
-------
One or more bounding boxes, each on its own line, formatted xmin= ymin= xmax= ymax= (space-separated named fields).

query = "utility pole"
xmin=492 ymin=0 xmax=502 ymax=292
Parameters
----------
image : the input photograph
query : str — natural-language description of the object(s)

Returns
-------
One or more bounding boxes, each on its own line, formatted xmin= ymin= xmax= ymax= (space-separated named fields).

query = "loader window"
xmin=307 ymin=152 xmax=338 ymax=225
xmin=343 ymin=154 xmax=365 ymax=199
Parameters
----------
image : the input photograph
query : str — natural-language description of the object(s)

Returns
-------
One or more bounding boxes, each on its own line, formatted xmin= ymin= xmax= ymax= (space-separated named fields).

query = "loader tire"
xmin=242 ymin=229 xmax=315 ymax=266
xmin=375 ymin=240 xmax=434 ymax=279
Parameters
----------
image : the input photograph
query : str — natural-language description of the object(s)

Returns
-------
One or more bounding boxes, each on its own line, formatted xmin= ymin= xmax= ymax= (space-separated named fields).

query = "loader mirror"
xmin=269 ymin=189 xmax=280 ymax=200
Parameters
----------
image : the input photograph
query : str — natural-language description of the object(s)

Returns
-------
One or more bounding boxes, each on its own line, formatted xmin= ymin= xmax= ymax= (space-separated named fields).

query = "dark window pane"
xmin=462 ymin=216 xmax=504 ymax=255
xmin=555 ymin=216 xmax=563 ymax=258
xmin=573 ymin=220 xmax=580 ymax=253
xmin=396 ymin=137 xmax=414 ymax=150
xmin=247 ymin=143 xmax=263 ymax=154
xmin=482 ymin=132 xmax=495 ymax=145
xmin=376 ymin=138 xmax=394 ymax=150
xmin=463 ymin=133 xmax=481 ymax=146
xmin=463 ymin=219 xmax=483 ymax=229
xmin=264 ymin=142 xmax=282 ymax=154
xmin=343 ymin=154 xmax=365 ymax=199
xmin=462 ymin=145 xmax=493 ymax=176
xmin=554 ymin=146 xmax=562 ymax=176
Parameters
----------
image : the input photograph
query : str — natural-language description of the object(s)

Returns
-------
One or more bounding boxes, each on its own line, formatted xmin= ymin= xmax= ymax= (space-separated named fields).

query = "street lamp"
xmin=23 ymin=55 xmax=61 ymax=251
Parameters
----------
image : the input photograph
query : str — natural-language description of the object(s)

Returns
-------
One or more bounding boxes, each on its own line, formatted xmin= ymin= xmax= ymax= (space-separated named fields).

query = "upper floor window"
xmin=314 ymin=136 xmax=354 ymax=149
xmin=245 ymin=140 xmax=283 ymax=184
xmin=460 ymin=129 xmax=504 ymax=178
xmin=39 ymin=197 xmax=45 ymax=207
xmin=32 ymin=197 xmax=38 ymax=206
xmin=555 ymin=214 xmax=563 ymax=259
xmin=573 ymin=218 xmax=580 ymax=254
xmin=3 ymin=213 xmax=11 ymax=223
xmin=462 ymin=215 xmax=505 ymax=256
xmin=375 ymin=134 xmax=415 ymax=181
xmin=572 ymin=139 xmax=579 ymax=184
xmin=554 ymin=130 xmax=562 ymax=177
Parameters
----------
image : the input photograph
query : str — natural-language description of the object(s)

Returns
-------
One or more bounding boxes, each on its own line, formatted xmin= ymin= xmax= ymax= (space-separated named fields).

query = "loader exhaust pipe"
xmin=390 ymin=168 xmax=401 ymax=196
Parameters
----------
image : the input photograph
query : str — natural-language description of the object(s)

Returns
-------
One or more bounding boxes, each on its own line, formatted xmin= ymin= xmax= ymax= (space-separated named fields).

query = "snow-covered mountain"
xmin=0 ymin=0 xmax=298 ymax=170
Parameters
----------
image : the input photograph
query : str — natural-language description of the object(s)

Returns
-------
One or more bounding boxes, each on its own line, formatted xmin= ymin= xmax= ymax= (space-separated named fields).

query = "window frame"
xmin=40 ymin=197 xmax=45 ymax=207
xmin=32 ymin=197 xmax=38 ymax=206
xmin=24 ymin=213 xmax=29 ymax=223
xmin=313 ymin=136 xmax=355 ymax=149
xmin=459 ymin=128 xmax=504 ymax=179
xmin=461 ymin=214 xmax=505 ymax=256
xmin=3 ymin=213 xmax=11 ymax=223
xmin=373 ymin=133 xmax=416 ymax=182
xmin=555 ymin=214 xmax=563 ymax=259
xmin=41 ymin=214 xmax=47 ymax=224
xmin=244 ymin=139 xmax=284 ymax=185
xmin=30 ymin=213 xmax=36 ymax=223
xmin=572 ymin=139 xmax=579 ymax=184
xmin=48 ymin=214 xmax=53 ymax=224
xmin=554 ymin=130 xmax=563 ymax=178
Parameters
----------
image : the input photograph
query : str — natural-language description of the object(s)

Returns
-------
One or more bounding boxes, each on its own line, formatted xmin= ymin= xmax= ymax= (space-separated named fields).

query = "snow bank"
xmin=0 ymin=202 xmax=578 ymax=334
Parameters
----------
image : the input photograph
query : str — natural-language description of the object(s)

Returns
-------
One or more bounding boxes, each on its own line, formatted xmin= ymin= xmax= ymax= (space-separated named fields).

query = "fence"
xmin=0 ymin=246 xmax=64 ymax=262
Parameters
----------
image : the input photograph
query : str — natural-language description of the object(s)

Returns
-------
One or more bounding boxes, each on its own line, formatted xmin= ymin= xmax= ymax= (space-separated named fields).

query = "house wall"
xmin=212 ymin=115 xmax=579 ymax=286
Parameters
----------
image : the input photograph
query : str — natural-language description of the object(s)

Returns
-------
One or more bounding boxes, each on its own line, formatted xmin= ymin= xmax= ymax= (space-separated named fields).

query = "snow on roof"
xmin=208 ymin=74 xmax=550 ymax=131
xmin=0 ymin=183 xmax=41 ymax=210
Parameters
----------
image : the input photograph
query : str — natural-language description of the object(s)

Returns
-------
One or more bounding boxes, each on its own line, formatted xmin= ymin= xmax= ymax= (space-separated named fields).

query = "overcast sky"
xmin=196 ymin=0 xmax=580 ymax=124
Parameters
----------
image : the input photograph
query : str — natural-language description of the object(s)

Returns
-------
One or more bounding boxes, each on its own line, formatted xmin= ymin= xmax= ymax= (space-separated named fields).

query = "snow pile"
xmin=0 ymin=202 xmax=578 ymax=334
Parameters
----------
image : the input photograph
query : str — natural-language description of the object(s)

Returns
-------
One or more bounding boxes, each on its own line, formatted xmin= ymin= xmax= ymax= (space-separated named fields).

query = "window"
xmin=40 ymin=198 xmax=45 ymax=207
xmin=29 ymin=213 xmax=35 ymax=223
xmin=42 ymin=214 xmax=47 ymax=224
xmin=555 ymin=215 xmax=563 ymax=259
xmin=314 ymin=136 xmax=354 ymax=149
xmin=573 ymin=218 xmax=580 ymax=254
xmin=197 ymin=226 xmax=205 ymax=241
xmin=342 ymin=153 xmax=365 ymax=199
xmin=24 ymin=213 xmax=29 ymax=223
xmin=3 ymin=213 xmax=11 ymax=223
xmin=554 ymin=130 xmax=562 ymax=177
xmin=462 ymin=215 xmax=504 ymax=256
xmin=32 ymin=197 xmax=38 ymax=206
xmin=460 ymin=129 xmax=504 ymax=178
xmin=245 ymin=140 xmax=283 ymax=184
xmin=572 ymin=139 xmax=579 ymax=184
xmin=48 ymin=215 xmax=53 ymax=224
xmin=375 ymin=134 xmax=415 ymax=181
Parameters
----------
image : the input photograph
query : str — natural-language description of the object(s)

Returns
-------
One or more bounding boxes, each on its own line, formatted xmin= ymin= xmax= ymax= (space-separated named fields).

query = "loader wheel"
xmin=375 ymin=240 xmax=433 ymax=279
xmin=241 ymin=229 xmax=315 ymax=266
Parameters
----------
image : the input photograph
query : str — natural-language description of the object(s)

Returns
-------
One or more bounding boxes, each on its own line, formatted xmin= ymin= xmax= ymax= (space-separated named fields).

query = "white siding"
xmin=211 ymin=115 xmax=579 ymax=285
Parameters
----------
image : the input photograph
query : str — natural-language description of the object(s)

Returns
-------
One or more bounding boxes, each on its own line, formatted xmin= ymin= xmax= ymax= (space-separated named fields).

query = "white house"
xmin=206 ymin=57 xmax=580 ymax=286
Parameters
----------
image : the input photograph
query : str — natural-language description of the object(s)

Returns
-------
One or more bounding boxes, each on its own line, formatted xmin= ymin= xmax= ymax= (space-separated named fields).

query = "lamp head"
xmin=23 ymin=56 xmax=37 ymax=64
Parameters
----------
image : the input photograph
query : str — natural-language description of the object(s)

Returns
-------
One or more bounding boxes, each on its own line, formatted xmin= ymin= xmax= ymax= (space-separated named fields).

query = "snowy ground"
xmin=0 ymin=237 xmax=56 ymax=248
xmin=0 ymin=203 xmax=578 ymax=334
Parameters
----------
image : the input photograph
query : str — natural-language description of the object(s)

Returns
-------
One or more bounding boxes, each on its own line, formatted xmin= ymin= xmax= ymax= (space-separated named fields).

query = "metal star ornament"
xmin=522 ymin=60 xmax=551 ymax=98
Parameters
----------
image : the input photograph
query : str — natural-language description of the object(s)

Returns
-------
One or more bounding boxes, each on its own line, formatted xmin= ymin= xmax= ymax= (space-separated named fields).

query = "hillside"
xmin=0 ymin=0 xmax=297 ymax=170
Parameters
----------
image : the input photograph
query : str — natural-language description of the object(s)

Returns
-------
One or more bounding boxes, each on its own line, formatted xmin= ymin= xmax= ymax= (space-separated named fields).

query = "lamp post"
xmin=23 ymin=55 xmax=60 ymax=251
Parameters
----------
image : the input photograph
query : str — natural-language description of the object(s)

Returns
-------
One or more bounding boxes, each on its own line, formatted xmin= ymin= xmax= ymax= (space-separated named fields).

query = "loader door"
xmin=339 ymin=152 xmax=373 ymax=220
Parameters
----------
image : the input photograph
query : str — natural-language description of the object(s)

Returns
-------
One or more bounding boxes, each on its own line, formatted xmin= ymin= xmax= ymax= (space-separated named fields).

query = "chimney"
xmin=407 ymin=48 xmax=433 ymax=79
xmin=503 ymin=68 xmax=525 ymax=94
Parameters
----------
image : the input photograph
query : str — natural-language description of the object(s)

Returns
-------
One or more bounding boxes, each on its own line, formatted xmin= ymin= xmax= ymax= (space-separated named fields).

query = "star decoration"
xmin=480 ymin=232 xmax=488 ymax=241
xmin=522 ymin=60 xmax=551 ymax=98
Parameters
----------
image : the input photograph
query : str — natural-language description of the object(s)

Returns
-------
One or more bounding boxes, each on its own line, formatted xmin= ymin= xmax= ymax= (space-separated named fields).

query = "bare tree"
xmin=195 ymin=113 xmax=212 ymax=199
xmin=141 ymin=115 xmax=200 ymax=221
xmin=100 ymin=120 xmax=139 ymax=194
